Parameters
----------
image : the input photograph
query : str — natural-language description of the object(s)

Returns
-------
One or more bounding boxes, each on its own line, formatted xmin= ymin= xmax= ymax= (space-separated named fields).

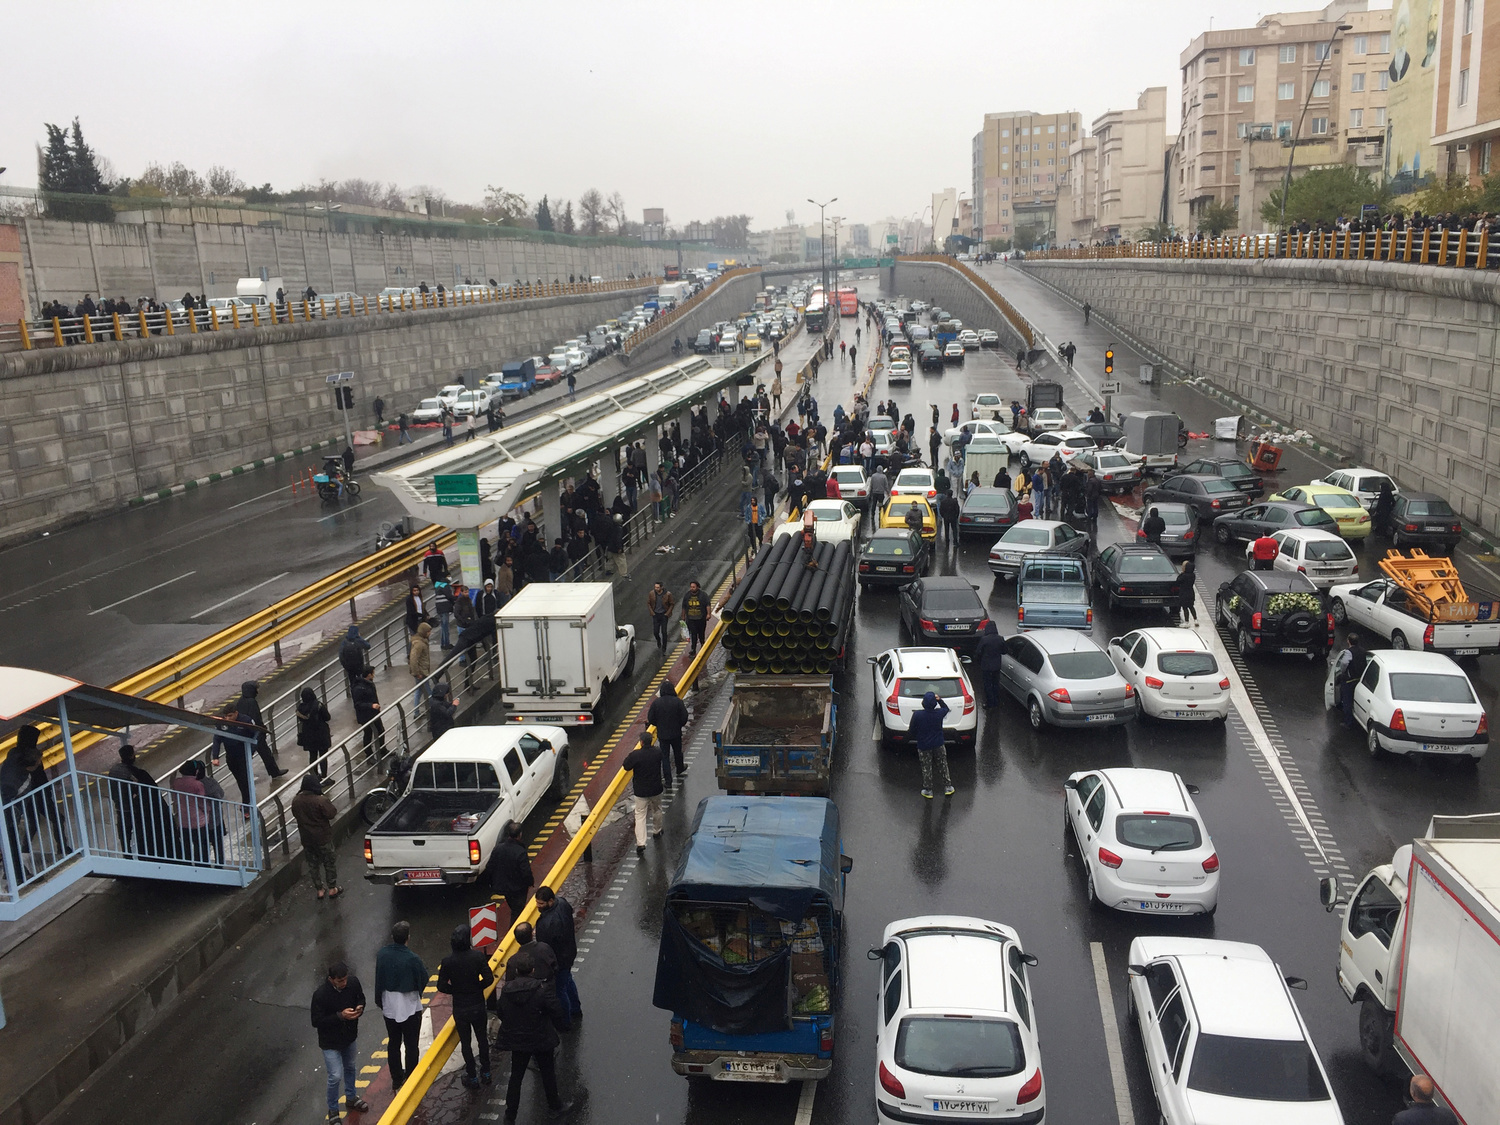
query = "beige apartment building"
xmin=1432 ymin=0 xmax=1500 ymax=180
xmin=1177 ymin=0 xmax=1391 ymax=229
xmin=1092 ymin=87 xmax=1172 ymax=240
xmin=972 ymin=110 xmax=1083 ymax=245
xmin=1063 ymin=136 xmax=1099 ymax=242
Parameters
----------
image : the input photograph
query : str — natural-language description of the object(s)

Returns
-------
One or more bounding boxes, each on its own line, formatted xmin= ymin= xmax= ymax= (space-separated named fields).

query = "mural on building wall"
xmin=1384 ymin=0 xmax=1441 ymax=192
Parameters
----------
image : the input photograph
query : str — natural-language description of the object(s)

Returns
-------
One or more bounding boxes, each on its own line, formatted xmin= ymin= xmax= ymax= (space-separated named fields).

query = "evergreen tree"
xmin=67 ymin=118 xmax=106 ymax=194
xmin=536 ymin=195 xmax=554 ymax=231
xmin=560 ymin=200 xmax=575 ymax=234
xmin=39 ymin=123 xmax=73 ymax=192
xmin=38 ymin=118 xmax=112 ymax=221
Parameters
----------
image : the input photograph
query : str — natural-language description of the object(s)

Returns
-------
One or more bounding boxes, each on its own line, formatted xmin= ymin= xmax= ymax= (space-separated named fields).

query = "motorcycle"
xmin=375 ymin=521 xmax=407 ymax=551
xmin=360 ymin=748 xmax=415 ymax=825
xmin=315 ymin=460 xmax=361 ymax=502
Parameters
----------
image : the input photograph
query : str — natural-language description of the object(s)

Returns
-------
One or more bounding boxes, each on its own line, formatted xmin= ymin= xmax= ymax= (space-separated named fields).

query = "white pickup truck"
xmin=363 ymin=725 xmax=567 ymax=887
xmin=1328 ymin=576 xmax=1500 ymax=656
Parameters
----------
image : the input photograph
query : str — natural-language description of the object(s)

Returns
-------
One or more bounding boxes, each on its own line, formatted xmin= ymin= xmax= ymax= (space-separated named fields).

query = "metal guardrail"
xmin=896 ymin=254 xmax=1035 ymax=348
xmin=4 ymin=277 xmax=656 ymax=352
xmin=1024 ymin=228 xmax=1500 ymax=270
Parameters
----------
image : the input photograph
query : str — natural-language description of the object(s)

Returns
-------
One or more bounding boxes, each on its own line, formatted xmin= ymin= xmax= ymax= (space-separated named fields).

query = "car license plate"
xmin=1136 ymin=901 xmax=1188 ymax=912
xmin=1425 ymin=526 xmax=1448 ymax=533
xmin=1084 ymin=713 xmax=1115 ymax=723
xmin=721 ymin=1060 xmax=778 ymax=1079
xmin=1454 ymin=647 xmax=1480 ymax=656
xmin=1137 ymin=597 xmax=1163 ymax=605
xmin=1420 ymin=742 xmax=1464 ymax=753
xmin=877 ymin=565 xmax=896 ymax=572
xmin=402 ymin=869 xmax=443 ymax=883
xmin=934 ymin=1100 xmax=991 ymax=1114
xmin=946 ymin=624 xmax=969 ymax=632
xmin=723 ymin=754 xmax=760 ymax=768
xmin=1002 ymin=553 xmax=1020 ymax=562
xmin=1168 ymin=710 xmax=1216 ymax=719
xmin=1280 ymin=646 xmax=1308 ymax=654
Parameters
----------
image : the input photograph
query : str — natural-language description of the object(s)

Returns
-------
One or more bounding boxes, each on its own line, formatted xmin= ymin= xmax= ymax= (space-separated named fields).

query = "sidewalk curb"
xmin=127 ymin=438 xmax=343 ymax=506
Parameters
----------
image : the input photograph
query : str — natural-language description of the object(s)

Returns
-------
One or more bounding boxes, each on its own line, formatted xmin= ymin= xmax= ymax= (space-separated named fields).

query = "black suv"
xmin=1380 ymin=491 xmax=1463 ymax=553
xmin=1215 ymin=571 xmax=1333 ymax=660
xmin=1170 ymin=457 xmax=1265 ymax=498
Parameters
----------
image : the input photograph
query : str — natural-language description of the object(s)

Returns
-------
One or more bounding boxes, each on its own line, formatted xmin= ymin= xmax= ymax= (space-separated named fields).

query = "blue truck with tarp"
xmin=652 ymin=796 xmax=851 ymax=1083
xmin=496 ymin=358 xmax=536 ymax=399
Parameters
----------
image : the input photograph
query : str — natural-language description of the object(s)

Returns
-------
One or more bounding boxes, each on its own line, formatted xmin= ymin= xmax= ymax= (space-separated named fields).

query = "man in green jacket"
xmin=374 ymin=921 xmax=429 ymax=1091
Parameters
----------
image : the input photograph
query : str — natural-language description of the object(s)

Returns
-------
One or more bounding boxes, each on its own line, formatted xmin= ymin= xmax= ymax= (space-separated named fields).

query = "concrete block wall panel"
xmin=1018 ymin=258 xmax=1500 ymax=536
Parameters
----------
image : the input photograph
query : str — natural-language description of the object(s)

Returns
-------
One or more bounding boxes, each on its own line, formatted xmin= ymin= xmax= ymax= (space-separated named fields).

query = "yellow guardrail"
xmin=1024 ymin=228 xmax=1497 ymax=270
xmin=19 ymin=526 xmax=457 ymax=769
xmin=377 ymin=613 xmax=728 ymax=1125
xmin=896 ymin=255 xmax=1035 ymax=348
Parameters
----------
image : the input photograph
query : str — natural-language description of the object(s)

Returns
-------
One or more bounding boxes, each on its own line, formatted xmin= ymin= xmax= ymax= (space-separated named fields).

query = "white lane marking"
xmin=188 ymin=572 xmax=291 ymax=619
xmin=226 ymin=485 xmax=292 ymax=511
xmin=795 ymin=1077 xmax=817 ymax=1125
xmin=1090 ymin=942 xmax=1136 ymax=1125
xmin=87 ymin=571 xmax=197 ymax=615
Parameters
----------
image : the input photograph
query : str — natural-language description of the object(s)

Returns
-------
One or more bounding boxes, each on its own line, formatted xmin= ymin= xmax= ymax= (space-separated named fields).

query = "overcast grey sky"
xmin=2 ymin=0 xmax=1387 ymax=230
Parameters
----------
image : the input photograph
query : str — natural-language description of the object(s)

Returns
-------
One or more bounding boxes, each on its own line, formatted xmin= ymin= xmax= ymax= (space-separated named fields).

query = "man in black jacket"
xmin=310 ymin=961 xmax=371 ymax=1121
xmin=351 ymin=668 xmax=385 ymax=760
xmin=490 ymin=820 xmax=534 ymax=922
xmin=436 ymin=924 xmax=495 ymax=1090
xmin=498 ymin=959 xmax=573 ymax=1120
xmin=973 ymin=621 xmax=1005 ymax=708
xmin=647 ymin=682 xmax=690 ymax=788
xmin=622 ymin=731 xmax=664 ymax=856
xmin=338 ymin=627 xmax=371 ymax=692
xmin=938 ymin=490 xmax=961 ymax=541
xmin=535 ymin=886 xmax=582 ymax=1027
xmin=428 ymin=682 xmax=458 ymax=740
xmin=503 ymin=920 xmax=557 ymax=982
xmin=235 ymin=681 xmax=286 ymax=777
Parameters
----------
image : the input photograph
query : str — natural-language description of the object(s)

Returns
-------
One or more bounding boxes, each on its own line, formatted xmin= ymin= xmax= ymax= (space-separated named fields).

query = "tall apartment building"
xmin=1063 ymin=136 xmax=1099 ymax=243
xmin=1177 ymin=1 xmax=1391 ymax=228
xmin=1433 ymin=0 xmax=1500 ymax=181
xmin=972 ymin=110 xmax=1083 ymax=244
xmin=1091 ymin=87 xmax=1171 ymax=240
xmin=932 ymin=188 xmax=960 ymax=251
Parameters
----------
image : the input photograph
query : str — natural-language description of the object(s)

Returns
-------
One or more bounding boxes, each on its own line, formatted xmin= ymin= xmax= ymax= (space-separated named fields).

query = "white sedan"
xmin=412 ymin=397 xmax=445 ymax=423
xmin=1106 ymin=628 xmax=1230 ymax=721
xmin=886 ymin=360 xmax=912 ymax=385
xmin=1017 ymin=430 xmax=1096 ymax=470
xmin=890 ymin=468 xmax=939 ymax=501
xmin=972 ymin=392 xmax=1006 ymax=420
xmin=1323 ymin=649 xmax=1488 ymax=760
xmin=1029 ymin=407 xmax=1067 ymax=432
xmin=772 ymin=499 xmax=862 ymax=544
xmin=1066 ymin=767 xmax=1219 ymax=915
xmin=945 ymin=421 xmax=1027 ymax=452
xmin=1253 ymin=528 xmax=1359 ymax=589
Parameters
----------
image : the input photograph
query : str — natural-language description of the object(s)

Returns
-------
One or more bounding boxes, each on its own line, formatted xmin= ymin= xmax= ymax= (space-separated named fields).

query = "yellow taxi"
xmin=1268 ymin=483 xmax=1372 ymax=539
xmin=880 ymin=495 xmax=937 ymax=541
xmin=744 ymin=332 xmax=762 ymax=352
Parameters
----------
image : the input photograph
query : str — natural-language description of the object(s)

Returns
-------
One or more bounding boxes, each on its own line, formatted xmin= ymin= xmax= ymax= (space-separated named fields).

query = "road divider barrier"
xmin=1026 ymin=227 xmax=1498 ymax=270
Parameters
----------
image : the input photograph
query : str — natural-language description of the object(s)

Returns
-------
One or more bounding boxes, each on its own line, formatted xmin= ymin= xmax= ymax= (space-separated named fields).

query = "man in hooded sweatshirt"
xmin=498 ymin=956 xmax=573 ymax=1119
xmin=339 ymin=626 xmax=371 ymax=693
xmin=973 ymin=621 xmax=1005 ymax=709
xmin=292 ymin=773 xmax=340 ymax=898
xmin=907 ymin=691 xmax=953 ymax=799
xmin=235 ymin=681 xmax=286 ymax=777
xmin=408 ymin=621 xmax=432 ymax=708
xmin=646 ymin=682 xmax=689 ymax=787
xmin=437 ymin=923 xmax=495 ymax=1089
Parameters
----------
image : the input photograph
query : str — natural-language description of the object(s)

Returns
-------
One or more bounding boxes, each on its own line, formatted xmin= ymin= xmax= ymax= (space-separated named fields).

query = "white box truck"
xmin=1322 ymin=812 xmax=1500 ymax=1119
xmin=236 ymin=275 xmax=286 ymax=308
xmin=496 ymin=582 xmax=636 ymax=726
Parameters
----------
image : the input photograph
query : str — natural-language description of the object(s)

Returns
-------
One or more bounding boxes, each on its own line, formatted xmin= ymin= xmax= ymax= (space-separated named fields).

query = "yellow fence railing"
xmin=896 ymin=255 xmax=1035 ymax=348
xmin=1024 ymin=228 xmax=1497 ymax=270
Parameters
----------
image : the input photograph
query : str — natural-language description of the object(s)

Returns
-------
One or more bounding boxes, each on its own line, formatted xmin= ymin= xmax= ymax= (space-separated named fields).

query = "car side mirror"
xmin=841 ymin=854 xmax=854 ymax=874
xmin=1318 ymin=875 xmax=1342 ymax=912
xmin=1019 ymin=953 xmax=1039 ymax=967
xmin=866 ymin=656 xmax=878 ymax=665
xmin=867 ymin=946 xmax=884 ymax=961
xmin=959 ymin=655 xmax=972 ymax=664
xmin=1063 ymin=778 xmax=1078 ymax=791
xmin=1184 ymin=783 xmax=1201 ymax=795
xmin=1284 ymin=976 xmax=1309 ymax=991
xmin=1127 ymin=963 xmax=1147 ymax=977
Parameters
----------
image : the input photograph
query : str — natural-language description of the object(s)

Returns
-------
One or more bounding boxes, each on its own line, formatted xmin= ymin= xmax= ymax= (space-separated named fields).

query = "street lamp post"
xmin=831 ymin=217 xmax=843 ymax=309
xmin=1278 ymin=22 xmax=1353 ymax=235
xmin=808 ymin=196 xmax=836 ymax=296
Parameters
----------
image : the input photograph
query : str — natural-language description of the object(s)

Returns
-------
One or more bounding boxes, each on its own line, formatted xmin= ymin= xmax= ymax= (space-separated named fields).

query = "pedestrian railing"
xmin=1023 ymin=228 xmax=1500 ymax=270
xmin=897 ymin=254 xmax=1036 ymax=348
xmin=4 ymin=277 xmax=656 ymax=352
xmin=0 ymin=774 xmax=80 ymax=900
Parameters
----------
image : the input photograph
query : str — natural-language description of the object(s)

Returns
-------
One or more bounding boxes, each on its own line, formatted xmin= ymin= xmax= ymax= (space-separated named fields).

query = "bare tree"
xmin=577 ymin=188 xmax=604 ymax=235
xmin=206 ymin=165 xmax=245 ymax=196
xmin=136 ymin=161 xmax=206 ymax=197
xmin=483 ymin=184 xmax=529 ymax=225
xmin=606 ymin=191 xmax=627 ymax=234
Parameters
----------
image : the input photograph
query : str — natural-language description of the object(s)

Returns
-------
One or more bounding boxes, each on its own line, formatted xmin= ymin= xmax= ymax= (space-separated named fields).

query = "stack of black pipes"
xmin=720 ymin=536 xmax=856 ymax=674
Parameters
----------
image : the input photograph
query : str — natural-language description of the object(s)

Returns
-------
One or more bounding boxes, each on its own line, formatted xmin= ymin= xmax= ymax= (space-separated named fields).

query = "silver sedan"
xmin=998 ymin=628 xmax=1139 ymax=729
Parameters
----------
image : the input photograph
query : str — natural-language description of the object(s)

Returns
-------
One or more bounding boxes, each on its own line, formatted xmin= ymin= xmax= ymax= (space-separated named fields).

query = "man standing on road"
xmin=908 ymin=692 xmax=953 ymax=799
xmin=437 ymin=924 xmax=495 ymax=1090
xmin=397 ymin=412 xmax=412 ymax=444
xmin=310 ymin=961 xmax=370 ymax=1124
xmin=352 ymin=668 xmax=385 ymax=761
xmin=505 ymin=920 xmax=558 ymax=983
xmin=374 ymin=921 xmax=428 ymax=1093
xmin=1250 ymin=533 xmax=1279 ymax=570
xmin=534 ymin=886 xmax=582 ymax=1027
xmin=649 ymin=681 xmax=690 ymax=787
xmin=623 ymin=731 xmax=665 ymax=856
xmin=292 ymin=773 xmax=340 ymax=899
xmin=491 ymin=819 xmax=534 ymax=923
xmin=682 ymin=580 xmax=709 ymax=655
xmin=647 ymin=582 xmax=674 ymax=651
xmin=973 ymin=622 xmax=1005 ymax=709
xmin=497 ymin=957 xmax=573 ymax=1119
xmin=869 ymin=467 xmax=889 ymax=522
xmin=1141 ymin=507 xmax=1167 ymax=545
xmin=1084 ymin=474 xmax=1103 ymax=523
xmin=928 ymin=426 xmax=941 ymax=468
xmin=1392 ymin=1074 xmax=1457 ymax=1124
xmin=1334 ymin=633 xmax=1368 ymax=729
xmin=1082 ymin=302 xmax=1092 ymax=326
xmin=848 ymin=344 xmax=856 ymax=370
xmin=938 ymin=490 xmax=961 ymax=542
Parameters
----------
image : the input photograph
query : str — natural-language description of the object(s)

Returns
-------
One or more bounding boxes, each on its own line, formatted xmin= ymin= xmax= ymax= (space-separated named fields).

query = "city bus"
xmin=837 ymin=287 xmax=858 ymax=316
xmin=805 ymin=292 xmax=827 ymax=332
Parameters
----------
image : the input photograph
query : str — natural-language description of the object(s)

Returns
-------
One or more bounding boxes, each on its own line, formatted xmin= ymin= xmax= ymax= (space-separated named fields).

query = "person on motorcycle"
xmin=672 ymin=337 xmax=682 ymax=355
xmin=322 ymin=456 xmax=348 ymax=498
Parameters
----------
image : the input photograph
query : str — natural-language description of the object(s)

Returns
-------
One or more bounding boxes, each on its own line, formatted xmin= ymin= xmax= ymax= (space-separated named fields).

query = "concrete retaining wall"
xmin=892 ymin=261 xmax=1031 ymax=354
xmin=1017 ymin=258 xmax=1500 ymax=535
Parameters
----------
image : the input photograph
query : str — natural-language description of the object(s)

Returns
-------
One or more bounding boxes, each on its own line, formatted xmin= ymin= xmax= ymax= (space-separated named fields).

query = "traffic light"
xmin=1104 ymin=349 xmax=1114 ymax=375
xmin=337 ymin=386 xmax=354 ymax=410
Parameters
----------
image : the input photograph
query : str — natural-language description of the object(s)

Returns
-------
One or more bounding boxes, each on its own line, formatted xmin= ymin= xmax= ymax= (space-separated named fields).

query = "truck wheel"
xmin=549 ymin=753 xmax=571 ymax=800
xmin=1331 ymin=599 xmax=1348 ymax=625
xmin=1215 ymin=523 xmax=1233 ymax=545
xmin=1390 ymin=630 xmax=1409 ymax=650
xmin=1358 ymin=998 xmax=1401 ymax=1077
xmin=624 ymin=642 xmax=636 ymax=679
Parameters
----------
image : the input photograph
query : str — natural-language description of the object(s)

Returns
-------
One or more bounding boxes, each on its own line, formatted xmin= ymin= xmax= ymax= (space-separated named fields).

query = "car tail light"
xmin=1135 ymin=529 xmax=1144 ymax=539
xmin=887 ymin=681 xmax=903 ymax=716
xmin=960 ymin=515 xmax=972 ymax=523
xmin=1211 ymin=498 xmax=1222 ymax=509
xmin=1391 ymin=708 xmax=1407 ymax=732
xmin=363 ymin=838 xmax=373 ymax=863
xmin=1327 ymin=613 xmax=1336 ymax=634
xmin=1297 ymin=565 xmax=1306 ymax=573
xmin=1098 ymin=847 xmax=1123 ymax=869
xmin=1219 ymin=677 xmax=1231 ymax=689
xmin=819 ymin=1023 xmax=834 ymax=1052
xmin=859 ymin=561 xmax=870 ymax=572
xmin=1124 ymin=683 xmax=1136 ymax=697
xmin=1202 ymin=852 xmax=1220 ymax=873
xmin=1423 ymin=625 xmax=1434 ymax=648
xmin=1184 ymin=530 xmax=1195 ymax=540
xmin=1048 ymin=687 xmax=1071 ymax=703
xmin=1452 ymin=524 xmax=1462 ymax=533
xmin=1145 ymin=676 xmax=1164 ymax=689
xmin=879 ymin=1061 xmax=906 ymax=1099
xmin=903 ymin=563 xmax=916 ymax=574
xmin=1479 ymin=713 xmax=1489 ymax=735
xmin=1017 ymin=1068 xmax=1043 ymax=1105
xmin=1405 ymin=523 xmax=1419 ymax=532
xmin=1119 ymin=585 xmax=1131 ymax=594
xmin=669 ymin=1019 xmax=684 ymax=1049
xmin=1086 ymin=608 xmax=1094 ymax=625
xmin=920 ymin=618 xmax=937 ymax=632
xmin=1251 ymin=611 xmax=1262 ymax=631
xmin=977 ymin=618 xmax=990 ymax=631
xmin=1017 ymin=606 xmax=1026 ymax=622
xmin=469 ymin=840 xmax=482 ymax=866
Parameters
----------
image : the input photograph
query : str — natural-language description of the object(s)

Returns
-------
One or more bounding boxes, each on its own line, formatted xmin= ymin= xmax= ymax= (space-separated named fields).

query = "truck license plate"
xmin=723 ymin=754 xmax=760 ymax=768
xmin=720 ymin=1060 xmax=778 ymax=1080
xmin=402 ymin=869 xmax=443 ymax=884
xmin=935 ymin=1099 xmax=991 ymax=1113
xmin=1454 ymin=648 xmax=1480 ymax=656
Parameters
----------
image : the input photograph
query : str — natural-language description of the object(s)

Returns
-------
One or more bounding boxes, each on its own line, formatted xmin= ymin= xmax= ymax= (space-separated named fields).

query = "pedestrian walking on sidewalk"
xmin=1175 ymin=559 xmax=1199 ymax=625
xmin=848 ymin=344 xmax=856 ymax=369
xmin=311 ymin=962 xmax=370 ymax=1123
xmin=498 ymin=957 xmax=574 ymax=1119
xmin=534 ymin=886 xmax=582 ymax=1027
xmin=465 ymin=412 xmax=477 ymax=441
xmin=681 ymin=580 xmax=708 ymax=655
xmin=771 ymin=370 xmax=782 ymax=408
xmin=375 ymin=921 xmax=428 ymax=1093
xmin=491 ymin=819 xmax=534 ymax=922
xmin=404 ymin=584 xmax=425 ymax=638
xmin=296 ymin=688 xmax=332 ymax=778
xmin=235 ymin=681 xmax=287 ymax=778
xmin=352 ymin=667 xmax=386 ymax=761
xmin=211 ymin=703 xmax=254 ymax=805
xmin=437 ymin=923 xmax=495 ymax=1090
xmin=338 ymin=626 xmax=370 ymax=693
xmin=293 ymin=773 xmax=340 ymax=898
xmin=408 ymin=622 xmax=432 ymax=708
xmin=107 ymin=744 xmax=166 ymax=858
xmin=1082 ymin=302 xmax=1091 ymax=326
xmin=624 ymin=731 xmax=665 ymax=855
xmin=397 ymin=412 xmax=412 ymax=444
xmin=442 ymin=405 xmax=454 ymax=447
xmin=647 ymin=582 xmax=674 ymax=651
xmin=909 ymin=692 xmax=954 ymax=799
xmin=840 ymin=339 xmax=847 ymax=362
xmin=744 ymin=495 xmax=763 ymax=552
xmin=373 ymin=396 xmax=385 ymax=426
xmin=649 ymin=681 xmax=690 ymax=787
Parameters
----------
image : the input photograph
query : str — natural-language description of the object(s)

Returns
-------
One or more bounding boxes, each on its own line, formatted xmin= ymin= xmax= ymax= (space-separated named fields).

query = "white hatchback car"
xmin=1322 ymin=649 xmax=1488 ymax=760
xmin=1320 ymin=466 xmax=1396 ymax=510
xmin=891 ymin=468 xmax=939 ymax=502
xmin=1029 ymin=407 xmax=1067 ymax=433
xmin=412 ymin=397 xmax=444 ymax=423
xmin=869 ymin=647 xmax=977 ymax=748
xmin=1106 ymin=629 xmax=1231 ymax=721
xmin=1066 ymin=768 xmax=1219 ymax=915
xmin=946 ymin=421 xmax=1026 ymax=451
xmin=887 ymin=360 xmax=913 ymax=385
xmin=1126 ymin=937 xmax=1343 ymax=1125
xmin=828 ymin=465 xmax=872 ymax=509
xmin=1255 ymin=528 xmax=1358 ymax=589
xmin=874 ymin=916 xmax=1045 ymax=1125
xmin=772 ymin=499 xmax=862 ymax=544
